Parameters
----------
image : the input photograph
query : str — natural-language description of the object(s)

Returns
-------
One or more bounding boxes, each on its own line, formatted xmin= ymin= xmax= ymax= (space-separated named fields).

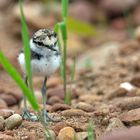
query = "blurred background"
xmin=0 ymin=0 xmax=140 ymax=69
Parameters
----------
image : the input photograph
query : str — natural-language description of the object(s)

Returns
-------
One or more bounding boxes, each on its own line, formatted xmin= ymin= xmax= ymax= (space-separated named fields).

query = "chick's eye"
xmin=37 ymin=42 xmax=42 ymax=46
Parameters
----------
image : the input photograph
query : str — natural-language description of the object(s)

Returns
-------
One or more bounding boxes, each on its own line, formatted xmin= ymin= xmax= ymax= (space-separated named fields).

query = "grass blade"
xmin=19 ymin=0 xmax=33 ymax=93
xmin=88 ymin=120 xmax=95 ymax=140
xmin=64 ymin=90 xmax=72 ymax=105
xmin=0 ymin=51 xmax=40 ymax=111
xmin=62 ymin=0 xmax=69 ymax=18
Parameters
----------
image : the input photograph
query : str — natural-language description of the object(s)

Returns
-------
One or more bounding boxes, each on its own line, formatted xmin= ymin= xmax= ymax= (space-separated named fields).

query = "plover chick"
xmin=18 ymin=29 xmax=61 ymax=122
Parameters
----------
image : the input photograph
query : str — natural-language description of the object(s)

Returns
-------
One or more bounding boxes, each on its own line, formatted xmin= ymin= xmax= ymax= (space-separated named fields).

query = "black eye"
xmin=37 ymin=42 xmax=42 ymax=46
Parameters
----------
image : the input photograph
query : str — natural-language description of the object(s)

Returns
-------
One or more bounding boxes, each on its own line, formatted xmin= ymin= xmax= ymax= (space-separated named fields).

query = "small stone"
xmin=76 ymin=132 xmax=88 ymax=140
xmin=45 ymin=130 xmax=56 ymax=140
xmin=58 ymin=127 xmax=76 ymax=140
xmin=51 ymin=122 xmax=67 ymax=135
xmin=0 ymin=109 xmax=14 ymax=119
xmin=106 ymin=87 xmax=128 ymax=99
xmin=79 ymin=95 xmax=101 ymax=104
xmin=120 ymin=82 xmax=134 ymax=91
xmin=76 ymin=102 xmax=94 ymax=112
xmin=114 ymin=97 xmax=140 ymax=110
xmin=51 ymin=103 xmax=71 ymax=112
xmin=120 ymin=108 xmax=140 ymax=125
xmin=5 ymin=114 xmax=22 ymax=130
xmin=106 ymin=118 xmax=126 ymax=132
xmin=0 ymin=116 xmax=4 ymax=131
xmin=61 ymin=109 xmax=87 ymax=117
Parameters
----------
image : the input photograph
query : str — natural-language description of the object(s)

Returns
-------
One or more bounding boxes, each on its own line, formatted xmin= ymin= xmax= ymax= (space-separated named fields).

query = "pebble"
xmin=58 ymin=127 xmax=76 ymax=140
xmin=120 ymin=82 xmax=134 ymax=91
xmin=106 ymin=87 xmax=128 ymax=99
xmin=114 ymin=97 xmax=140 ymax=110
xmin=61 ymin=109 xmax=88 ymax=117
xmin=0 ymin=109 xmax=14 ymax=119
xmin=52 ymin=122 xmax=67 ymax=135
xmin=120 ymin=108 xmax=140 ymax=125
xmin=5 ymin=114 xmax=22 ymax=130
xmin=76 ymin=102 xmax=94 ymax=112
xmin=0 ymin=116 xmax=4 ymax=131
xmin=76 ymin=132 xmax=88 ymax=140
xmin=79 ymin=95 xmax=101 ymax=104
xmin=106 ymin=118 xmax=126 ymax=132
xmin=51 ymin=103 xmax=71 ymax=112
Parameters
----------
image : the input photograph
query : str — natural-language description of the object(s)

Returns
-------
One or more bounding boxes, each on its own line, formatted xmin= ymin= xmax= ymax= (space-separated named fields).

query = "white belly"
xmin=18 ymin=53 xmax=61 ymax=77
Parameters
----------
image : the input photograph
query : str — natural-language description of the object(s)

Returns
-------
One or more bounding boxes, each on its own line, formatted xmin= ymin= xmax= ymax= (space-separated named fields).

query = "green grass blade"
xmin=60 ymin=21 xmax=67 ymax=41
xmin=54 ymin=23 xmax=60 ymax=33
xmin=62 ymin=0 xmax=69 ymax=18
xmin=64 ymin=90 xmax=72 ymax=105
xmin=88 ymin=120 xmax=95 ymax=140
xmin=19 ymin=0 xmax=33 ymax=93
xmin=67 ymin=17 xmax=96 ymax=36
xmin=0 ymin=51 xmax=40 ymax=111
